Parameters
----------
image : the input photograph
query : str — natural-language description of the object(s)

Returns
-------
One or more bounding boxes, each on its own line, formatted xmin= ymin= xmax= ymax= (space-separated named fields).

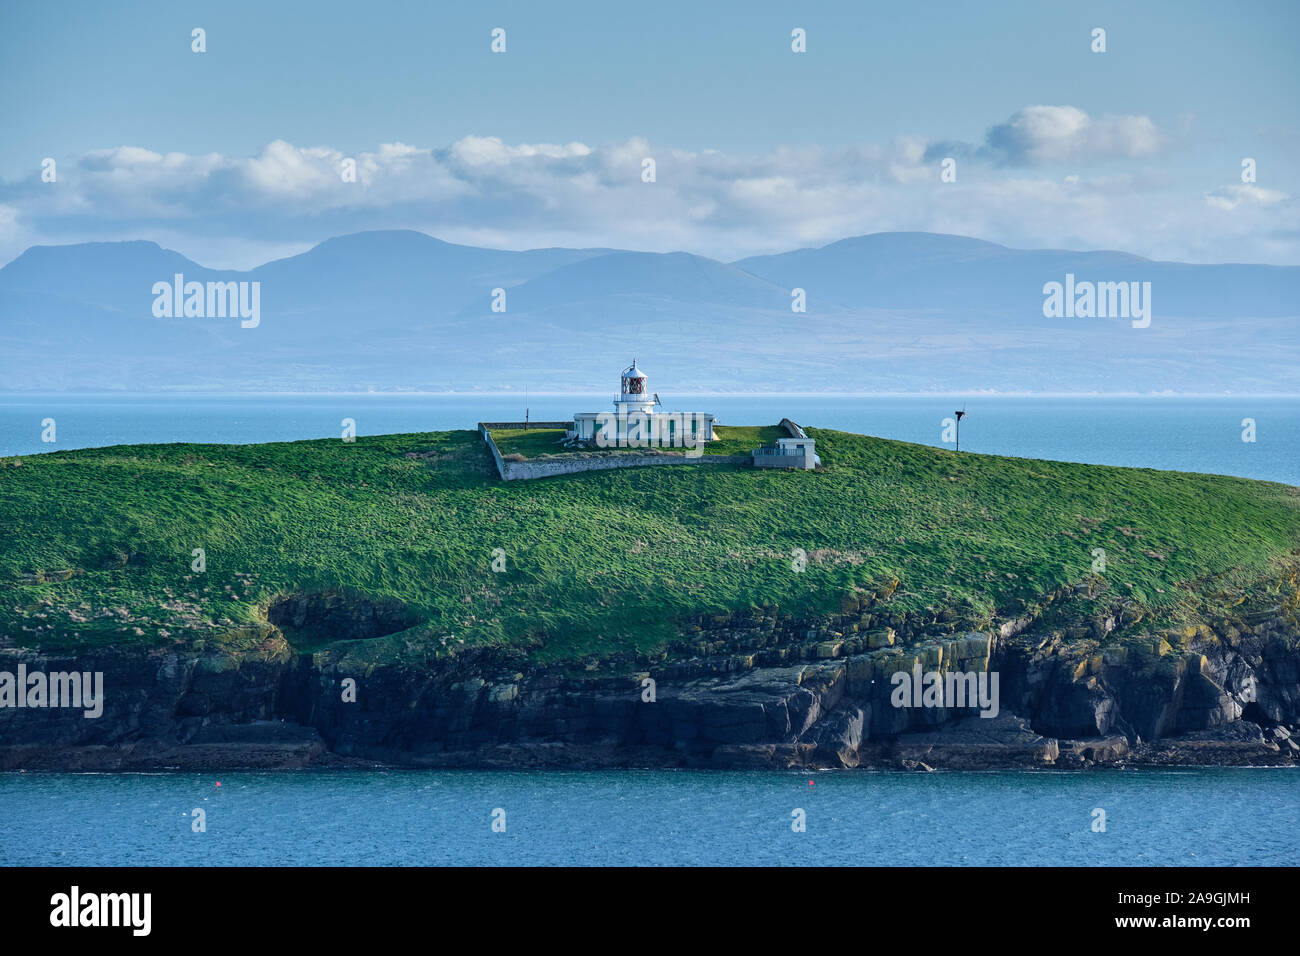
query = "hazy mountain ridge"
xmin=1 ymin=230 xmax=1296 ymax=393
xmin=735 ymin=232 xmax=1298 ymax=318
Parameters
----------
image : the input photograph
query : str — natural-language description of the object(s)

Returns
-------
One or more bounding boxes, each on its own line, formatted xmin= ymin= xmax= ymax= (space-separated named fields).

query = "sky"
xmin=0 ymin=0 xmax=1297 ymax=268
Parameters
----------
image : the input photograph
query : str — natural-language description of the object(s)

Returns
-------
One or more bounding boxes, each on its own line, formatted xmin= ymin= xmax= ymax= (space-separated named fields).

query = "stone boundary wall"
xmin=479 ymin=422 xmax=750 ymax=481
xmin=501 ymin=453 xmax=751 ymax=481
xmin=479 ymin=423 xmax=508 ymax=478
xmin=479 ymin=421 xmax=572 ymax=430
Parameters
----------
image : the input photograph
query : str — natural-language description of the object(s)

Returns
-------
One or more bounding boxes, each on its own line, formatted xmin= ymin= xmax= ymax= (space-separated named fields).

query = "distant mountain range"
xmin=1 ymin=230 xmax=1296 ymax=393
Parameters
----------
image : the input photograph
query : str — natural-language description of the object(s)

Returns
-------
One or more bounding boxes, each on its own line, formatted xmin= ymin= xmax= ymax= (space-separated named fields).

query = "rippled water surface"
xmin=2 ymin=768 xmax=1296 ymax=866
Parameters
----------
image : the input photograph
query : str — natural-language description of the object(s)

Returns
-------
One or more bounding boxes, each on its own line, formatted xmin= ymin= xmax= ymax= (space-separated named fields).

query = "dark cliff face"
xmin=2 ymin=579 xmax=1298 ymax=771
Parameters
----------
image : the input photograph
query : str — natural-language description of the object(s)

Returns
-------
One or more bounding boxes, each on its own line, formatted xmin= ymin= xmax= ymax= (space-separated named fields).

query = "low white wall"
xmin=500 ymin=453 xmax=751 ymax=481
xmin=479 ymin=424 xmax=508 ymax=479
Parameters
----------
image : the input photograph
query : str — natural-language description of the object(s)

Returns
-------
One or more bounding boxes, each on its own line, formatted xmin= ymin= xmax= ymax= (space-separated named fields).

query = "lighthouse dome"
xmin=620 ymin=359 xmax=647 ymax=397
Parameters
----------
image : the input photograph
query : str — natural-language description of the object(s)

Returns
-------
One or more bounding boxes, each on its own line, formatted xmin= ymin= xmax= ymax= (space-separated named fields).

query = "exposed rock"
xmin=808 ymin=706 xmax=867 ymax=768
xmin=2 ymin=579 xmax=1298 ymax=771
xmin=1057 ymin=735 xmax=1130 ymax=767
xmin=266 ymin=591 xmax=415 ymax=643
xmin=1133 ymin=720 xmax=1292 ymax=766
xmin=864 ymin=714 xmax=1060 ymax=770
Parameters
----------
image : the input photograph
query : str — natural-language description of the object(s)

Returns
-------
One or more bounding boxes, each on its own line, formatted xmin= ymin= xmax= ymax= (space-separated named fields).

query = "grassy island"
xmin=2 ymin=427 xmax=1297 ymax=665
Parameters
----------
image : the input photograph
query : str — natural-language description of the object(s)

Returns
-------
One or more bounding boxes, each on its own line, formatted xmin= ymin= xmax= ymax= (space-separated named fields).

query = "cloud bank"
xmin=0 ymin=106 xmax=1294 ymax=269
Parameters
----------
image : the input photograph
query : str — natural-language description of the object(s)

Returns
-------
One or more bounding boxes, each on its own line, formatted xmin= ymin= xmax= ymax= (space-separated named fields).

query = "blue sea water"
xmin=0 ymin=394 xmax=1296 ymax=484
xmin=0 ymin=768 xmax=1296 ymax=866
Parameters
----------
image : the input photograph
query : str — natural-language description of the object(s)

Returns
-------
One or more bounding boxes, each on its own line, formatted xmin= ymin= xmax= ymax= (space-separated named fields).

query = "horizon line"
xmin=1 ymin=390 xmax=1297 ymax=400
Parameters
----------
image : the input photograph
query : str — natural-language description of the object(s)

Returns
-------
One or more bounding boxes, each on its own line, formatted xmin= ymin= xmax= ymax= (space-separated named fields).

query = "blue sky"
xmin=1 ymin=0 xmax=1296 ymax=267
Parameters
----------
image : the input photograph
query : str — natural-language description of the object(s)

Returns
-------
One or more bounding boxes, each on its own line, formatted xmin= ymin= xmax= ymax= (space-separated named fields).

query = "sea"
xmin=0 ymin=393 xmax=1296 ymax=866
xmin=0 ymin=393 xmax=1296 ymax=484
xmin=0 ymin=768 xmax=1296 ymax=866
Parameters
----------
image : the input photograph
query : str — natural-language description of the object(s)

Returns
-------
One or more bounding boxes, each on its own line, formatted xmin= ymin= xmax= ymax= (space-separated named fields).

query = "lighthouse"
xmin=569 ymin=360 xmax=715 ymax=448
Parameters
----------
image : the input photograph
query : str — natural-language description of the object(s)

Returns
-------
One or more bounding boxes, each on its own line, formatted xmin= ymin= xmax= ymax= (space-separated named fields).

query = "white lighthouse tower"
xmin=614 ymin=359 xmax=659 ymax=417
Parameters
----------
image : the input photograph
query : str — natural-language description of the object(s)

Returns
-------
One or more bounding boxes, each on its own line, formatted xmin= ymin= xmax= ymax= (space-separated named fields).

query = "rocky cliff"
xmin=4 ymin=566 xmax=1297 ymax=772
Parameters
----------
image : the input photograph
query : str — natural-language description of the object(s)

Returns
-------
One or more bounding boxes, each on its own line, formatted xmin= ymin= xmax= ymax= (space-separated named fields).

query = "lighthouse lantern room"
xmin=614 ymin=359 xmax=658 ymax=416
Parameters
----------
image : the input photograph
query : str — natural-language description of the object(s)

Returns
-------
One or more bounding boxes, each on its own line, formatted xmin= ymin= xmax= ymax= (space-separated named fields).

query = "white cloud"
xmin=243 ymin=140 xmax=342 ymax=197
xmin=0 ymin=123 xmax=1295 ymax=269
xmin=445 ymin=135 xmax=591 ymax=167
xmin=926 ymin=106 xmax=1163 ymax=167
xmin=985 ymin=106 xmax=1161 ymax=165
xmin=1205 ymin=183 xmax=1289 ymax=210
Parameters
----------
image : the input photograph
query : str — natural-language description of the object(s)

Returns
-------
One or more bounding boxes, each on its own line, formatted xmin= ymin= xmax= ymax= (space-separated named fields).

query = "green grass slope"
xmin=1 ymin=427 xmax=1297 ymax=664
